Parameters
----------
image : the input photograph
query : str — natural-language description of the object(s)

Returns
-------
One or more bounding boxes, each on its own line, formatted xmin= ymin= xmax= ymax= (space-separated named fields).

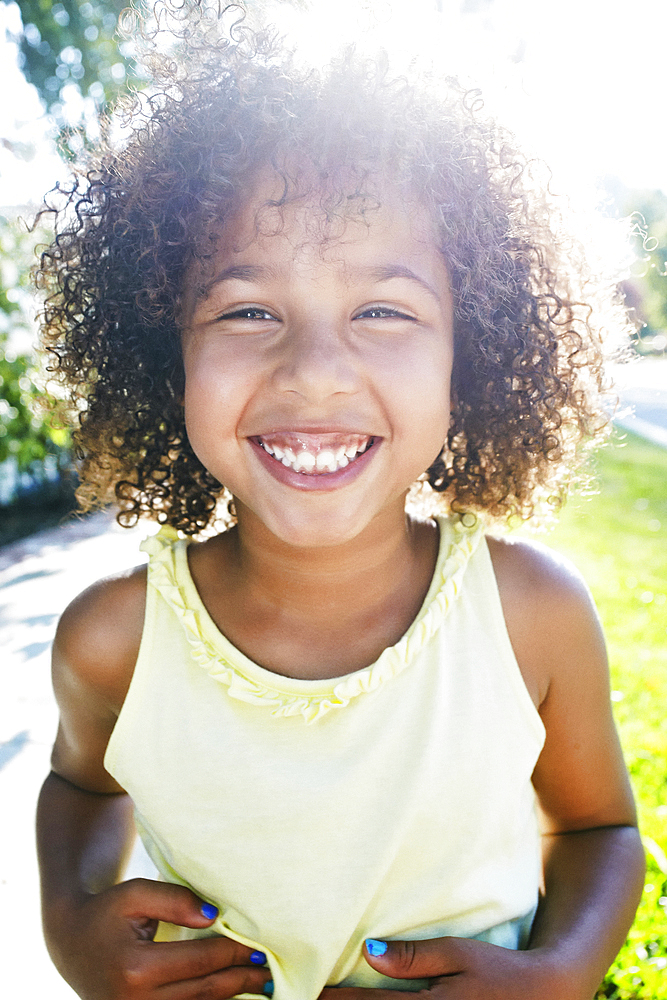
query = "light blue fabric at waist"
xmin=473 ymin=908 xmax=535 ymax=949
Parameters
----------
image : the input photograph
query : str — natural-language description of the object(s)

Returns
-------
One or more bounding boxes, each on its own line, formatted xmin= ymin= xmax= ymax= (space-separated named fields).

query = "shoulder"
xmin=55 ymin=565 xmax=147 ymax=715
xmin=50 ymin=565 xmax=147 ymax=793
xmin=485 ymin=534 xmax=605 ymax=708
xmin=486 ymin=532 xmax=592 ymax=603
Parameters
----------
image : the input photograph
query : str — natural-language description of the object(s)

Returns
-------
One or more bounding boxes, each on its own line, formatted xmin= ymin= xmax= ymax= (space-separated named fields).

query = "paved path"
xmin=611 ymin=358 xmax=667 ymax=448
xmin=0 ymin=357 xmax=664 ymax=997
xmin=0 ymin=512 xmax=156 ymax=998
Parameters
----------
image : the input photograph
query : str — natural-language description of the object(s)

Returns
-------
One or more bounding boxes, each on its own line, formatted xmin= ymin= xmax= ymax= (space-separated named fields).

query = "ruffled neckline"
xmin=141 ymin=516 xmax=484 ymax=724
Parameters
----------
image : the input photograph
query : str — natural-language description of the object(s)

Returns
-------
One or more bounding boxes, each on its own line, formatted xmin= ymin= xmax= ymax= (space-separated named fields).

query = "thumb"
xmin=117 ymin=877 xmax=220 ymax=930
xmin=364 ymin=937 xmax=466 ymax=979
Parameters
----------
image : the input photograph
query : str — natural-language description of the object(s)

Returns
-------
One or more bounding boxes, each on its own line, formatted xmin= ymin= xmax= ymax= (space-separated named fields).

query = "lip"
xmin=248 ymin=435 xmax=381 ymax=491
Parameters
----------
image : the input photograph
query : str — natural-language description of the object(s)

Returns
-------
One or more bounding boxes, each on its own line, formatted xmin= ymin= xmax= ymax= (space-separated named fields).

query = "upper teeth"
xmin=259 ymin=438 xmax=370 ymax=474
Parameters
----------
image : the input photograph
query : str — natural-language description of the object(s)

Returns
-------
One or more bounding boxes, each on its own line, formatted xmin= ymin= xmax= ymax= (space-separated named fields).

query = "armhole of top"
xmin=478 ymin=537 xmax=546 ymax=745
xmin=103 ymin=556 xmax=159 ymax=776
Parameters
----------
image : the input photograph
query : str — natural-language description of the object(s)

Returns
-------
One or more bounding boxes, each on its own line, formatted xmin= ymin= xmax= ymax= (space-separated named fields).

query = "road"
xmin=611 ymin=358 xmax=667 ymax=448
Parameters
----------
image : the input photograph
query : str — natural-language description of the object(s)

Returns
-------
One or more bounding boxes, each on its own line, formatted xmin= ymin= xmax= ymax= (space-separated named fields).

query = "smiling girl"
xmin=35 ymin=12 xmax=644 ymax=1000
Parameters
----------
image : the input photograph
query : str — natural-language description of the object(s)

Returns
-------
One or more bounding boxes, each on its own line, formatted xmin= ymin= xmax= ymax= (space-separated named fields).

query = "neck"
xmin=232 ymin=500 xmax=428 ymax=611
xmin=191 ymin=500 xmax=440 ymax=678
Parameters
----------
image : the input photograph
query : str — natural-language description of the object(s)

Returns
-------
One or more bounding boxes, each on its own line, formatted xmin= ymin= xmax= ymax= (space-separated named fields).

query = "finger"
xmin=159 ymin=965 xmax=274 ymax=1000
xmin=117 ymin=878 xmax=223 ymax=930
xmin=319 ymin=990 xmax=421 ymax=1000
xmin=135 ymin=936 xmax=268 ymax=983
xmin=363 ymin=936 xmax=468 ymax=979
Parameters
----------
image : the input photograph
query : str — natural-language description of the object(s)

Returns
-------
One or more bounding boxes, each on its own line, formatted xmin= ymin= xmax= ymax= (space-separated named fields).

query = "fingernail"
xmin=366 ymin=938 xmax=388 ymax=957
xmin=201 ymin=902 xmax=219 ymax=920
xmin=263 ymin=980 xmax=274 ymax=996
xmin=251 ymin=950 xmax=267 ymax=965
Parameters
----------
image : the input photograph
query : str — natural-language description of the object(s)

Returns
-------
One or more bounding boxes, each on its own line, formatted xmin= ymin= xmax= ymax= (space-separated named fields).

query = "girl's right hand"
xmin=55 ymin=878 xmax=272 ymax=1000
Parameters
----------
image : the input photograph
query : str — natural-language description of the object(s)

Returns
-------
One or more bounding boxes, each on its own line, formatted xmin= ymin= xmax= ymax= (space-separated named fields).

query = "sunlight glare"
xmin=263 ymin=0 xmax=667 ymax=198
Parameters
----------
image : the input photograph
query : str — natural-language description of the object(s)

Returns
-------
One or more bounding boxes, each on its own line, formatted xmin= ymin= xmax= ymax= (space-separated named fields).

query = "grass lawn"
xmin=518 ymin=429 xmax=667 ymax=998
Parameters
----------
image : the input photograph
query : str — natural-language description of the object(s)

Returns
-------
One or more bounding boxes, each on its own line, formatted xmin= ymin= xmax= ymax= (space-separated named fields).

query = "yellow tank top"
xmin=105 ymin=517 xmax=545 ymax=1000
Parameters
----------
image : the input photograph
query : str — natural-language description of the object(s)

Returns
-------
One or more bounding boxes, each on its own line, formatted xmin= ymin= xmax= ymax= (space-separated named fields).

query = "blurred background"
xmin=0 ymin=2 xmax=665 ymax=998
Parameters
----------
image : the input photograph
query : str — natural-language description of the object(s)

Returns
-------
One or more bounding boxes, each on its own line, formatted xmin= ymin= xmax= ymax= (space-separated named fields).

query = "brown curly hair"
xmin=36 ymin=10 xmax=628 ymax=534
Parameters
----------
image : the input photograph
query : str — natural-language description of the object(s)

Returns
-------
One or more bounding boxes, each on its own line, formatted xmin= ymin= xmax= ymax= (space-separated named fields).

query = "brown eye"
xmin=218 ymin=307 xmax=277 ymax=321
xmin=355 ymin=306 xmax=414 ymax=320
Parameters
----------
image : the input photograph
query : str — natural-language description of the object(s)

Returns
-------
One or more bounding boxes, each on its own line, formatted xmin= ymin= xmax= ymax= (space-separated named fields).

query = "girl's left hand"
xmin=318 ymin=936 xmax=571 ymax=1000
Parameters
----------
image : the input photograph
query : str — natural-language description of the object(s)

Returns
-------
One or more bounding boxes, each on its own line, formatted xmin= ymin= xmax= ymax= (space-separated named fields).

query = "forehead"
xmin=200 ymin=169 xmax=444 ymax=282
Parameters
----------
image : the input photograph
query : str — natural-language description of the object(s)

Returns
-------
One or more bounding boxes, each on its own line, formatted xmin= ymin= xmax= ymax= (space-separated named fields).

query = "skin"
xmin=37 ymin=177 xmax=645 ymax=1000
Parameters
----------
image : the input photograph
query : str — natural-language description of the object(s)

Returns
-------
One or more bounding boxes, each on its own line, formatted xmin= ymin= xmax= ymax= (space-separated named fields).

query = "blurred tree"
xmin=0 ymin=213 xmax=71 ymax=513
xmin=0 ymin=0 xmax=141 ymax=522
xmin=8 ymin=0 xmax=140 ymax=155
xmin=631 ymin=190 xmax=667 ymax=341
xmin=620 ymin=188 xmax=667 ymax=354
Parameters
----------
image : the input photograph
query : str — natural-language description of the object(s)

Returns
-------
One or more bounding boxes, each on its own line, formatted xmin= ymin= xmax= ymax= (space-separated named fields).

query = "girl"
xmin=36 ymin=12 xmax=644 ymax=1000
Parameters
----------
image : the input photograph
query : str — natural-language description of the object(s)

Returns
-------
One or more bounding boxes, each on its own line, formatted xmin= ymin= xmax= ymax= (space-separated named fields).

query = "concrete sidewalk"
xmin=0 ymin=512 xmax=155 ymax=998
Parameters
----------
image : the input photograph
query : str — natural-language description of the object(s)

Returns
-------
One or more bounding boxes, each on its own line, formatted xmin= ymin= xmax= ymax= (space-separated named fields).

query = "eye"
xmin=216 ymin=306 xmax=278 ymax=322
xmin=354 ymin=305 xmax=415 ymax=321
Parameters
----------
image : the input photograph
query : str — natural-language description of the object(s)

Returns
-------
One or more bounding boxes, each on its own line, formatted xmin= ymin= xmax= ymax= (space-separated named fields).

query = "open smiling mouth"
xmin=254 ymin=434 xmax=377 ymax=475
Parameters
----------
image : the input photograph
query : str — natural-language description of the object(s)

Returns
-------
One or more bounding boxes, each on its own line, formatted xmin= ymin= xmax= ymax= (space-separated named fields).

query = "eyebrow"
xmin=362 ymin=265 xmax=442 ymax=301
xmin=201 ymin=264 xmax=275 ymax=298
xmin=199 ymin=262 xmax=442 ymax=301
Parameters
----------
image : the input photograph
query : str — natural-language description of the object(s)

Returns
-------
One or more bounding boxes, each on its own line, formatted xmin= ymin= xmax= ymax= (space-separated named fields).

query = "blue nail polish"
xmin=251 ymin=950 xmax=267 ymax=965
xmin=201 ymin=902 xmax=219 ymax=920
xmin=366 ymin=938 xmax=388 ymax=957
xmin=263 ymin=980 xmax=274 ymax=996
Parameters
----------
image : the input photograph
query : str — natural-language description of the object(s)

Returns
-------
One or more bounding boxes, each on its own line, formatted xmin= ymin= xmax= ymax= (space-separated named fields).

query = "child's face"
xmin=182 ymin=174 xmax=454 ymax=549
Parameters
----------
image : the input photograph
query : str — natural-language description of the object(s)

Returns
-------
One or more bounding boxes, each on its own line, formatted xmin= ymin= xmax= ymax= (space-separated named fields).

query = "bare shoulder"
xmin=51 ymin=565 xmax=147 ymax=793
xmin=55 ymin=564 xmax=147 ymax=709
xmin=486 ymin=533 xmax=594 ymax=610
xmin=486 ymin=534 xmax=606 ymax=708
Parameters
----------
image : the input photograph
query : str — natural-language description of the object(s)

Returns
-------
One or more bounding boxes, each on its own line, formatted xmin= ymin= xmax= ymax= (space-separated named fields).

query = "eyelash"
xmin=217 ymin=307 xmax=277 ymax=321
xmin=215 ymin=305 xmax=415 ymax=323
xmin=355 ymin=306 xmax=414 ymax=321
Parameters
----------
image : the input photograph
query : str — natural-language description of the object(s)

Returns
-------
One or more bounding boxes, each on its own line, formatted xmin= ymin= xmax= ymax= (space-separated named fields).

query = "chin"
xmin=260 ymin=503 xmax=381 ymax=550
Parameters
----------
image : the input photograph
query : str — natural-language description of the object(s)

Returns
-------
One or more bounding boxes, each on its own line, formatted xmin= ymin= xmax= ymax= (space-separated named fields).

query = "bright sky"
xmin=1 ymin=0 xmax=666 ymax=208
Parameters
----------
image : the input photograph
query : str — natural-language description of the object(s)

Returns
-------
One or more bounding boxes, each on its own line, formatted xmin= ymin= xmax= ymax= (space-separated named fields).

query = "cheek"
xmin=182 ymin=357 xmax=234 ymax=458
xmin=414 ymin=369 xmax=452 ymax=461
xmin=387 ymin=344 xmax=453 ymax=432
xmin=183 ymin=342 xmax=242 ymax=419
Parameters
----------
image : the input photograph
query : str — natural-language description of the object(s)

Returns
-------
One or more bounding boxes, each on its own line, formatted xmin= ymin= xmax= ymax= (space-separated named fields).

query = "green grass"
xmin=521 ymin=430 xmax=667 ymax=998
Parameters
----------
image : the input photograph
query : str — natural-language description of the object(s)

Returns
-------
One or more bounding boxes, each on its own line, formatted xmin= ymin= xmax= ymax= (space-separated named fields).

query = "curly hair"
xmin=35 ymin=8 xmax=628 ymax=534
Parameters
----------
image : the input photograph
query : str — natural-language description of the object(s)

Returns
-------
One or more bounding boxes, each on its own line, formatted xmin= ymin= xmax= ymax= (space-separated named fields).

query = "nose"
xmin=271 ymin=320 xmax=360 ymax=402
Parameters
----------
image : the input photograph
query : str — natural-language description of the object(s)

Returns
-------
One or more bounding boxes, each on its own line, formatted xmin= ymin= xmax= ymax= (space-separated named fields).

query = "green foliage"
xmin=631 ymin=191 xmax=667 ymax=328
xmin=621 ymin=188 xmax=667 ymax=353
xmin=0 ymin=213 xmax=69 ymax=476
xmin=0 ymin=350 xmax=68 ymax=467
xmin=520 ymin=429 xmax=667 ymax=999
xmin=11 ymin=0 xmax=137 ymax=135
xmin=0 ymin=2 xmax=139 ymax=502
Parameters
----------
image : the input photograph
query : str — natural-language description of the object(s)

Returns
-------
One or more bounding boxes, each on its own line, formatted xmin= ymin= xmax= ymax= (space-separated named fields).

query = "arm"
xmin=38 ymin=572 xmax=272 ymax=1000
xmin=321 ymin=539 xmax=644 ymax=999
xmin=502 ymin=536 xmax=645 ymax=992
xmin=528 ymin=825 xmax=644 ymax=994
